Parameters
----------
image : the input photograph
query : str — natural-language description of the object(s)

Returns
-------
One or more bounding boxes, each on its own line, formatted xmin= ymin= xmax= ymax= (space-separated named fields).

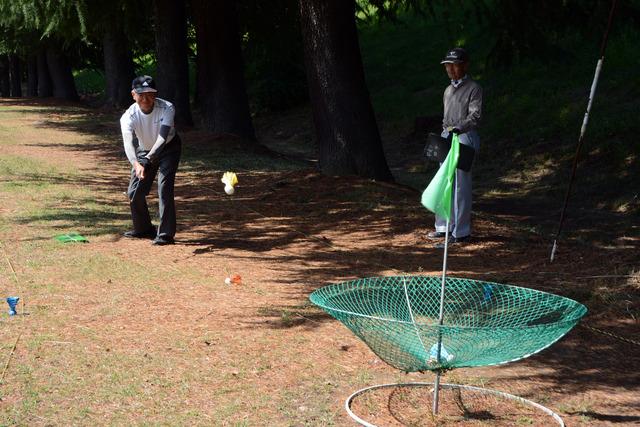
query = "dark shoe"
xmin=123 ymin=228 xmax=156 ymax=239
xmin=152 ymin=236 xmax=174 ymax=245
xmin=426 ymin=231 xmax=451 ymax=240
xmin=434 ymin=235 xmax=471 ymax=249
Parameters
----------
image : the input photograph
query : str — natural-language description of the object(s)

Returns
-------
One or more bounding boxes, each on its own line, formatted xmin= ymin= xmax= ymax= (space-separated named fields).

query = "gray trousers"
xmin=434 ymin=130 xmax=479 ymax=238
xmin=127 ymin=135 xmax=181 ymax=239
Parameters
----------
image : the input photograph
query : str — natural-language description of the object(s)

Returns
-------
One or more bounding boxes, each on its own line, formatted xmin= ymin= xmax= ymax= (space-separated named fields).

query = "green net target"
xmin=310 ymin=276 xmax=586 ymax=372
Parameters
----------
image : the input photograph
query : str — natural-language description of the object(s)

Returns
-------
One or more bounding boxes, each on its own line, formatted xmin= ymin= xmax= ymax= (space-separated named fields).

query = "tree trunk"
xmin=9 ymin=54 xmax=22 ymax=97
xmin=191 ymin=0 xmax=255 ymax=140
xmin=27 ymin=55 xmax=38 ymax=97
xmin=152 ymin=0 xmax=193 ymax=126
xmin=103 ymin=26 xmax=135 ymax=108
xmin=0 ymin=55 xmax=9 ymax=97
xmin=46 ymin=47 xmax=78 ymax=100
xmin=298 ymin=0 xmax=393 ymax=181
xmin=37 ymin=50 xmax=53 ymax=98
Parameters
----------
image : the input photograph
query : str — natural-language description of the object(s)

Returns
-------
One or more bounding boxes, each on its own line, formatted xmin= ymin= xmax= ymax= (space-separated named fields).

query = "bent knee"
xmin=128 ymin=187 xmax=149 ymax=202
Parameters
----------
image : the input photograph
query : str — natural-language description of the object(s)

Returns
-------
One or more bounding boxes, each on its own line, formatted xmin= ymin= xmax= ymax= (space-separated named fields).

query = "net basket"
xmin=310 ymin=276 xmax=586 ymax=372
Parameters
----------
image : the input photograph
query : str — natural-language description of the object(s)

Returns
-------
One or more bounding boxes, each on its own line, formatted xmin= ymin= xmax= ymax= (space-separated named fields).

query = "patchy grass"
xmin=0 ymin=101 xmax=346 ymax=425
xmin=0 ymin=99 xmax=638 ymax=426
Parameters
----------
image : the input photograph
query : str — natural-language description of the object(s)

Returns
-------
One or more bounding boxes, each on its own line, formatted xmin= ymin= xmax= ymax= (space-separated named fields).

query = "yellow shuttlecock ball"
xmin=221 ymin=172 xmax=238 ymax=195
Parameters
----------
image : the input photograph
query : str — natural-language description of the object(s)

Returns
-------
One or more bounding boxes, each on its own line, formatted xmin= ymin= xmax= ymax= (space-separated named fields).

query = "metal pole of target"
xmin=433 ymin=218 xmax=450 ymax=414
xmin=550 ymin=0 xmax=618 ymax=262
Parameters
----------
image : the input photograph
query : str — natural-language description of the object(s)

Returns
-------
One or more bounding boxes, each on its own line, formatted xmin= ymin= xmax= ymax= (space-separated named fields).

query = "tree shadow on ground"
xmin=501 ymin=324 xmax=640 ymax=398
xmin=9 ymin=100 xmax=639 ymax=399
xmin=566 ymin=411 xmax=640 ymax=423
xmin=4 ymin=164 xmax=129 ymax=237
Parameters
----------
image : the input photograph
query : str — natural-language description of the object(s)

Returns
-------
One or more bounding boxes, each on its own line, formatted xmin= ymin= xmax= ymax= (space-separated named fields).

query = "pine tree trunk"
xmin=37 ymin=50 xmax=53 ymax=97
xmin=0 ymin=55 xmax=9 ymax=97
xmin=9 ymin=55 xmax=22 ymax=97
xmin=298 ymin=0 xmax=393 ymax=181
xmin=191 ymin=0 xmax=255 ymax=140
xmin=27 ymin=55 xmax=38 ymax=97
xmin=103 ymin=26 xmax=135 ymax=108
xmin=46 ymin=47 xmax=78 ymax=100
xmin=152 ymin=0 xmax=193 ymax=126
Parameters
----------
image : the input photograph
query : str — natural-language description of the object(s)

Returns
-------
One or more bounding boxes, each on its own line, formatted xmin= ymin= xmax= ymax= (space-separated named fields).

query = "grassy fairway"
xmin=0 ymin=98 xmax=638 ymax=426
xmin=0 ymin=107 xmax=200 ymax=424
xmin=0 ymin=101 xmax=345 ymax=425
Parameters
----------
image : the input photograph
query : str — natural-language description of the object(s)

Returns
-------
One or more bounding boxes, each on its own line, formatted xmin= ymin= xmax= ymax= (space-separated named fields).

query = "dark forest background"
xmin=0 ymin=0 xmax=638 ymax=214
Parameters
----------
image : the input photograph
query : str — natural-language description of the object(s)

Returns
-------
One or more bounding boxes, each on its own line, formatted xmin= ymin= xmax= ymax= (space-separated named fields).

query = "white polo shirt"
xmin=120 ymin=98 xmax=176 ymax=164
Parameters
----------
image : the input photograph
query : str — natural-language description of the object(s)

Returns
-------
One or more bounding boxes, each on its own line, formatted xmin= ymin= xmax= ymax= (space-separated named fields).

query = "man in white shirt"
xmin=120 ymin=75 xmax=182 ymax=245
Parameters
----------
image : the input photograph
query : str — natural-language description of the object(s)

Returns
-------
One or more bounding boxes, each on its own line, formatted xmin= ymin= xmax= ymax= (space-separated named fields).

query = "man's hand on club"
xmin=134 ymin=161 xmax=145 ymax=179
xmin=135 ymin=156 xmax=154 ymax=179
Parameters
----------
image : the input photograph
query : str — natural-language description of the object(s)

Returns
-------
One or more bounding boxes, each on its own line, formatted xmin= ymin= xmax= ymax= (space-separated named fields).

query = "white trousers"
xmin=434 ymin=129 xmax=480 ymax=238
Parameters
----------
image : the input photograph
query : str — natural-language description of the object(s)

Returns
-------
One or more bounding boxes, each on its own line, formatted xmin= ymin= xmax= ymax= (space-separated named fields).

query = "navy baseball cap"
xmin=132 ymin=75 xmax=157 ymax=94
xmin=440 ymin=48 xmax=469 ymax=64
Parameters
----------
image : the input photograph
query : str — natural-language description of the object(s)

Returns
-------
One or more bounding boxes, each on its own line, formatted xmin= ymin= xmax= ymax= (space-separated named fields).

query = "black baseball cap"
xmin=440 ymin=48 xmax=469 ymax=64
xmin=132 ymin=75 xmax=157 ymax=94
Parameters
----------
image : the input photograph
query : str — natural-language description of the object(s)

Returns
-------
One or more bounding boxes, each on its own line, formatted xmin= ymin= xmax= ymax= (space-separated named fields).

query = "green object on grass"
xmin=310 ymin=276 xmax=586 ymax=372
xmin=421 ymin=134 xmax=460 ymax=220
xmin=54 ymin=233 xmax=89 ymax=243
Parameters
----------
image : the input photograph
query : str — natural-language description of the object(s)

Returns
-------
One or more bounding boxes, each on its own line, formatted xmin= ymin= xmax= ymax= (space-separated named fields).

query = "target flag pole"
xmin=421 ymin=133 xmax=460 ymax=414
xmin=432 ymin=217 xmax=450 ymax=414
xmin=550 ymin=0 xmax=618 ymax=262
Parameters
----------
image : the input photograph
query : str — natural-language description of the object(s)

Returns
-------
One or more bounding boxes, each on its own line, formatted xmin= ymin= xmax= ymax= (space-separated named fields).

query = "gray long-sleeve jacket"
xmin=442 ymin=78 xmax=483 ymax=133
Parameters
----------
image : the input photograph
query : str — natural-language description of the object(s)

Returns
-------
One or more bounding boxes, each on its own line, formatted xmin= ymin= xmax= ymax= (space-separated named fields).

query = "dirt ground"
xmin=0 ymin=99 xmax=638 ymax=426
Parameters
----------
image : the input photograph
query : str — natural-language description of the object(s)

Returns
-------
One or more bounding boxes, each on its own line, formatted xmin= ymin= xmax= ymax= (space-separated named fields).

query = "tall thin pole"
xmin=550 ymin=0 xmax=618 ymax=262
xmin=433 ymin=218 xmax=450 ymax=415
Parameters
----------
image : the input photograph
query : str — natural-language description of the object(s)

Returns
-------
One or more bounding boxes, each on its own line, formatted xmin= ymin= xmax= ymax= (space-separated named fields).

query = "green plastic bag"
xmin=54 ymin=233 xmax=88 ymax=243
xmin=421 ymin=134 xmax=460 ymax=220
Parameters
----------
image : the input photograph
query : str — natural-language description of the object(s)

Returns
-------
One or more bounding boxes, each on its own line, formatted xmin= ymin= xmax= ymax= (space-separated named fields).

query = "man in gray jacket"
xmin=120 ymin=75 xmax=182 ymax=245
xmin=428 ymin=48 xmax=483 ymax=247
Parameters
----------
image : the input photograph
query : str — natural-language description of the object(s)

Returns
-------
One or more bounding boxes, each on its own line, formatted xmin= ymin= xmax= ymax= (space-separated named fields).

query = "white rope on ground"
xmin=345 ymin=382 xmax=565 ymax=427
xmin=580 ymin=323 xmax=640 ymax=347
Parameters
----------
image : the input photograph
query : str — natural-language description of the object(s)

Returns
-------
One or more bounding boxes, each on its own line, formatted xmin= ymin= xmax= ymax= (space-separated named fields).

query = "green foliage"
xmin=359 ymin=14 xmax=454 ymax=124
xmin=0 ymin=0 xmax=154 ymax=76
xmin=40 ymin=0 xmax=85 ymax=41
xmin=357 ymin=0 xmax=640 ymax=66
xmin=80 ymin=0 xmax=155 ymax=59
xmin=2 ymin=0 xmax=638 ymax=214
xmin=0 ymin=0 xmax=84 ymax=43
xmin=0 ymin=0 xmax=90 ymax=72
xmin=0 ymin=0 xmax=38 ymax=54
xmin=356 ymin=0 xmax=434 ymax=23
xmin=73 ymin=68 xmax=106 ymax=95
xmin=239 ymin=0 xmax=307 ymax=112
xmin=358 ymin=9 xmax=640 ymax=212
xmin=470 ymin=0 xmax=640 ymax=66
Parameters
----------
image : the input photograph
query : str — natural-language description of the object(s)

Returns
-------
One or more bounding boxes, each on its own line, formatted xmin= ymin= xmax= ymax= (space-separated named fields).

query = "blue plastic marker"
xmin=6 ymin=296 xmax=19 ymax=316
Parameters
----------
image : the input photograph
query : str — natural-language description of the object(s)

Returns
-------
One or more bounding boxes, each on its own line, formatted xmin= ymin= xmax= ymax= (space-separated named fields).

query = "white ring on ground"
xmin=345 ymin=382 xmax=564 ymax=427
